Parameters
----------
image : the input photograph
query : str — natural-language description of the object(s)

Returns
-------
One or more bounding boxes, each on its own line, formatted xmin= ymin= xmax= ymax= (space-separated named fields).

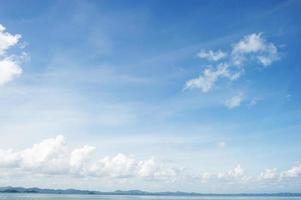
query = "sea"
xmin=0 ymin=194 xmax=301 ymax=200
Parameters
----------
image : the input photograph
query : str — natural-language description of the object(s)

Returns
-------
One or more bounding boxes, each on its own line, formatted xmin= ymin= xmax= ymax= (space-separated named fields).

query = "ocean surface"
xmin=0 ymin=194 xmax=301 ymax=200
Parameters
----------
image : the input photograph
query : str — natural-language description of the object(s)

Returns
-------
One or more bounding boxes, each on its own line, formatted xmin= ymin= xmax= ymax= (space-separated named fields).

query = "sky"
xmin=0 ymin=0 xmax=301 ymax=193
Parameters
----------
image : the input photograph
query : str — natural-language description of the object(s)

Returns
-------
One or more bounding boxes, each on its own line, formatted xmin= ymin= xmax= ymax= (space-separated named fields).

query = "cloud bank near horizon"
xmin=0 ymin=135 xmax=300 ymax=188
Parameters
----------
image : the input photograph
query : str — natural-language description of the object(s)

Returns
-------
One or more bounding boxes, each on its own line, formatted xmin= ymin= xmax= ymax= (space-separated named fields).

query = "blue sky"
xmin=0 ymin=0 xmax=300 ymax=193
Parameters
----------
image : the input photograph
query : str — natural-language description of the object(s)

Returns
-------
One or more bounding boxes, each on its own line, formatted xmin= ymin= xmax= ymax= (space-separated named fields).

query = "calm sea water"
xmin=0 ymin=194 xmax=300 ymax=200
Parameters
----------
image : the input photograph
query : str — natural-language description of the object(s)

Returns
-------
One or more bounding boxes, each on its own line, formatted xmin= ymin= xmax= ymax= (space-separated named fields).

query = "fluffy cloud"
xmin=258 ymin=165 xmax=301 ymax=182
xmin=137 ymin=158 xmax=178 ymax=181
xmin=0 ymin=24 xmax=21 ymax=54
xmin=232 ymin=33 xmax=266 ymax=54
xmin=70 ymin=145 xmax=96 ymax=175
xmin=259 ymin=168 xmax=278 ymax=180
xmin=185 ymin=33 xmax=279 ymax=94
xmin=0 ymin=135 xmax=178 ymax=181
xmin=0 ymin=58 xmax=23 ymax=85
xmin=197 ymin=49 xmax=226 ymax=61
xmin=0 ymin=149 xmax=20 ymax=168
xmin=217 ymin=164 xmax=245 ymax=179
xmin=200 ymin=165 xmax=251 ymax=183
xmin=20 ymin=135 xmax=69 ymax=174
xmin=232 ymin=33 xmax=279 ymax=66
xmin=0 ymin=24 xmax=25 ymax=86
xmin=91 ymin=154 xmax=137 ymax=178
xmin=281 ymin=164 xmax=301 ymax=178
xmin=1 ymin=136 xmax=301 ymax=187
xmin=224 ymin=93 xmax=244 ymax=109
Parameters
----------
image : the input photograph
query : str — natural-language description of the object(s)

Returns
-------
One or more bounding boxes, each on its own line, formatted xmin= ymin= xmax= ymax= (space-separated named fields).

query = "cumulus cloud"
xmin=0 ymin=135 xmax=178 ymax=181
xmin=185 ymin=33 xmax=279 ymax=94
xmin=20 ymin=135 xmax=69 ymax=174
xmin=217 ymin=164 xmax=245 ymax=179
xmin=1 ymin=136 xmax=301 ymax=187
xmin=257 ymin=164 xmax=301 ymax=182
xmin=197 ymin=49 xmax=226 ymax=61
xmin=225 ymin=93 xmax=244 ymax=109
xmin=91 ymin=154 xmax=137 ymax=178
xmin=281 ymin=164 xmax=301 ymax=178
xmin=259 ymin=168 xmax=278 ymax=180
xmin=0 ymin=58 xmax=23 ymax=85
xmin=200 ymin=165 xmax=251 ymax=184
xmin=70 ymin=145 xmax=96 ymax=175
xmin=0 ymin=149 xmax=20 ymax=168
xmin=0 ymin=24 xmax=21 ymax=54
xmin=0 ymin=24 xmax=25 ymax=86
xmin=137 ymin=158 xmax=178 ymax=181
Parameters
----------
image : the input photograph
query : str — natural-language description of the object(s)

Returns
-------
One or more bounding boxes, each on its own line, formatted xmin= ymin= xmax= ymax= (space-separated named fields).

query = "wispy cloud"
xmin=248 ymin=97 xmax=261 ymax=107
xmin=185 ymin=33 xmax=280 ymax=95
xmin=197 ymin=49 xmax=227 ymax=61
xmin=185 ymin=63 xmax=240 ymax=92
xmin=225 ymin=93 xmax=244 ymax=109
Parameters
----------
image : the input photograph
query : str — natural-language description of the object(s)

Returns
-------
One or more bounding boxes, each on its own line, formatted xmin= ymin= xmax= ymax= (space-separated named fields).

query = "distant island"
xmin=0 ymin=187 xmax=301 ymax=196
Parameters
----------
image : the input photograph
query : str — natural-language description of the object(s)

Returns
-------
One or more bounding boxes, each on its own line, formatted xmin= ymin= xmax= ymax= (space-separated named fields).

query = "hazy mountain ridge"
xmin=0 ymin=186 xmax=301 ymax=196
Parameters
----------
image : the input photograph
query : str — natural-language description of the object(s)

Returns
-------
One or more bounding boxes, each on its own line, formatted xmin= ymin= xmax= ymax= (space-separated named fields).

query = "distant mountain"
xmin=0 ymin=186 xmax=301 ymax=196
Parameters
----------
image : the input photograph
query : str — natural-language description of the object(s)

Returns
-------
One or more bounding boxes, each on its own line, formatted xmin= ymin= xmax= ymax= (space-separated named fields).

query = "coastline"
xmin=1 ymin=187 xmax=301 ymax=197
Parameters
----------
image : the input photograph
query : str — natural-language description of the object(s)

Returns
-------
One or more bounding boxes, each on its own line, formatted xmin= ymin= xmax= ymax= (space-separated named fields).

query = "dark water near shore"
xmin=0 ymin=194 xmax=301 ymax=200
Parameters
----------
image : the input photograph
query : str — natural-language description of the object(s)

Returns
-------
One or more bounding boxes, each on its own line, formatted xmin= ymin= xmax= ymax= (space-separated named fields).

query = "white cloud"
xmin=257 ymin=44 xmax=278 ymax=66
xmin=20 ymin=135 xmax=69 ymax=174
xmin=70 ymin=145 xmax=96 ymax=175
xmin=93 ymin=154 xmax=137 ymax=178
xmin=185 ymin=66 xmax=220 ymax=92
xmin=218 ymin=164 xmax=245 ymax=179
xmin=185 ymin=63 xmax=240 ymax=92
xmin=0 ymin=135 xmax=69 ymax=175
xmin=232 ymin=33 xmax=279 ymax=66
xmin=137 ymin=158 xmax=178 ymax=181
xmin=0 ymin=135 xmax=178 ymax=181
xmin=225 ymin=93 xmax=244 ymax=109
xmin=200 ymin=165 xmax=251 ymax=183
xmin=1 ymin=135 xmax=301 ymax=188
xmin=281 ymin=164 xmax=301 ymax=178
xmin=0 ymin=57 xmax=23 ymax=85
xmin=232 ymin=33 xmax=266 ymax=55
xmin=0 ymin=149 xmax=20 ymax=168
xmin=0 ymin=24 xmax=21 ymax=55
xmin=0 ymin=24 xmax=25 ymax=86
xmin=186 ymin=33 xmax=279 ymax=93
xmin=197 ymin=49 xmax=226 ymax=61
xmin=259 ymin=168 xmax=278 ymax=180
